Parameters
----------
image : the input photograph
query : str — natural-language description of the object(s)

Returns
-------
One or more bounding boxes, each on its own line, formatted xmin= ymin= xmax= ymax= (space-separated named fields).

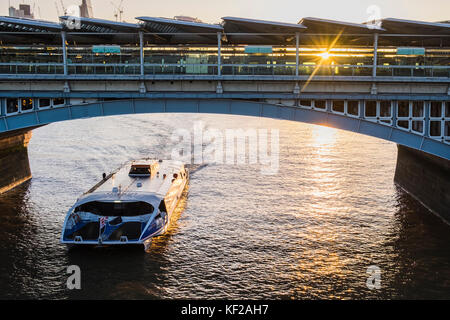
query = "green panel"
xmin=92 ymin=45 xmax=121 ymax=54
xmin=185 ymin=56 xmax=209 ymax=74
xmin=396 ymin=47 xmax=425 ymax=55
xmin=245 ymin=46 xmax=273 ymax=54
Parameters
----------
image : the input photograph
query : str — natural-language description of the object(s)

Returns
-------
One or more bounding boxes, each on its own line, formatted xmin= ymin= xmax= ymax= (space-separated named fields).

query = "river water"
xmin=0 ymin=113 xmax=449 ymax=300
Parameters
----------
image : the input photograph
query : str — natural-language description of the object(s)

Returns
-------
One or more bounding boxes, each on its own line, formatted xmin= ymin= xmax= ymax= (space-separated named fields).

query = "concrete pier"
xmin=395 ymin=145 xmax=450 ymax=224
xmin=0 ymin=130 xmax=32 ymax=194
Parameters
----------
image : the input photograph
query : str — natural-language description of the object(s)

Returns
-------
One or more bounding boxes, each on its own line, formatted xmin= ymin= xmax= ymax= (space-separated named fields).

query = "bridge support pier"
xmin=0 ymin=130 xmax=32 ymax=194
xmin=394 ymin=145 xmax=450 ymax=224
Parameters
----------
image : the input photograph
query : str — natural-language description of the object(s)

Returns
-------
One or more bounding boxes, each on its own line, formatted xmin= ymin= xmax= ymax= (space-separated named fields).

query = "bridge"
xmin=0 ymin=15 xmax=449 ymax=222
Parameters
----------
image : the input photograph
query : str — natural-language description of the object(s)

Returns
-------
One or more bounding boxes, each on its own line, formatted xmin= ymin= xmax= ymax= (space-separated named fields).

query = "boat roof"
xmin=75 ymin=159 xmax=185 ymax=206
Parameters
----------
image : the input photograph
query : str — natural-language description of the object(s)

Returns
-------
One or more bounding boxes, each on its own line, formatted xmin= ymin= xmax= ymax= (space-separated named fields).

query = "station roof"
xmin=0 ymin=16 xmax=62 ymax=44
xmin=378 ymin=18 xmax=450 ymax=35
xmin=368 ymin=18 xmax=450 ymax=46
xmin=58 ymin=16 xmax=140 ymax=44
xmin=138 ymin=16 xmax=223 ymax=33
xmin=222 ymin=16 xmax=306 ymax=44
xmin=0 ymin=15 xmax=448 ymax=46
xmin=222 ymin=17 xmax=306 ymax=33
xmin=137 ymin=16 xmax=223 ymax=44
xmin=59 ymin=16 xmax=140 ymax=33
xmin=0 ymin=16 xmax=62 ymax=32
xmin=300 ymin=17 xmax=385 ymax=33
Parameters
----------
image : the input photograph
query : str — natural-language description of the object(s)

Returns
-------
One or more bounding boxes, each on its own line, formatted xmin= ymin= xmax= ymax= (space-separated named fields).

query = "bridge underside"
xmin=0 ymin=97 xmax=449 ymax=224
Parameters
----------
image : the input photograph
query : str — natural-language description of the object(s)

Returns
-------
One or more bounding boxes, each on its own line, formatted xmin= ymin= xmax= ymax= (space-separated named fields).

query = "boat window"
xmin=129 ymin=166 xmax=151 ymax=175
xmin=74 ymin=201 xmax=154 ymax=217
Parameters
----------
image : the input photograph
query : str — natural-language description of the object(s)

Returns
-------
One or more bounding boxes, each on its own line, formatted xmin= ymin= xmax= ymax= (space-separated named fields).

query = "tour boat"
xmin=61 ymin=159 xmax=189 ymax=251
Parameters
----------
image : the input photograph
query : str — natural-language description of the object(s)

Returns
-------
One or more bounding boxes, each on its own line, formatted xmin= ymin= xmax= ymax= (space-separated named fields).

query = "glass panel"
xmin=39 ymin=98 xmax=51 ymax=109
xmin=430 ymin=101 xmax=442 ymax=118
xmin=398 ymin=101 xmax=410 ymax=117
xmin=412 ymin=101 xmax=424 ymax=117
xmin=430 ymin=121 xmax=441 ymax=136
xmin=347 ymin=101 xmax=359 ymax=116
xmin=365 ymin=101 xmax=377 ymax=117
xmin=53 ymin=98 xmax=65 ymax=107
xmin=300 ymin=100 xmax=312 ymax=107
xmin=314 ymin=100 xmax=326 ymax=110
xmin=332 ymin=100 xmax=345 ymax=113
xmin=379 ymin=101 xmax=391 ymax=117
xmin=21 ymin=98 xmax=33 ymax=111
xmin=397 ymin=120 xmax=409 ymax=129
xmin=412 ymin=120 xmax=423 ymax=133
xmin=6 ymin=98 xmax=19 ymax=114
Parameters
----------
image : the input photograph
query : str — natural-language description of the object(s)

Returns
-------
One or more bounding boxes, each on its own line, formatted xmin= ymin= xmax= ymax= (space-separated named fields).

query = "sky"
xmin=2 ymin=0 xmax=450 ymax=24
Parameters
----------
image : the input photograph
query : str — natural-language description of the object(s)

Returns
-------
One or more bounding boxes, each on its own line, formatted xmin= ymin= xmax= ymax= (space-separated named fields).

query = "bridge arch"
xmin=1 ymin=98 xmax=449 ymax=160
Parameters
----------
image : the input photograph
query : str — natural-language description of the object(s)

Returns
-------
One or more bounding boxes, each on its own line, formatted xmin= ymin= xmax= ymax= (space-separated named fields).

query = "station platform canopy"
xmin=137 ymin=16 xmax=223 ymax=44
xmin=298 ymin=17 xmax=384 ymax=46
xmin=59 ymin=16 xmax=141 ymax=44
xmin=222 ymin=16 xmax=306 ymax=45
xmin=379 ymin=18 xmax=450 ymax=35
xmin=0 ymin=16 xmax=62 ymax=44
xmin=300 ymin=17 xmax=385 ymax=33
xmin=0 ymin=15 xmax=448 ymax=46
xmin=365 ymin=18 xmax=450 ymax=46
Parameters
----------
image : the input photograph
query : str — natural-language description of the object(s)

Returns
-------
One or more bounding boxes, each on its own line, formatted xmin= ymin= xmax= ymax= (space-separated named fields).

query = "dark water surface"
xmin=0 ymin=114 xmax=449 ymax=299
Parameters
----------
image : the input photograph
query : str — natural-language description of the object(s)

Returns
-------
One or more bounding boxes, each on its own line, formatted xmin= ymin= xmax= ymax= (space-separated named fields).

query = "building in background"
xmin=8 ymin=4 xmax=34 ymax=19
xmin=80 ymin=0 xmax=94 ymax=18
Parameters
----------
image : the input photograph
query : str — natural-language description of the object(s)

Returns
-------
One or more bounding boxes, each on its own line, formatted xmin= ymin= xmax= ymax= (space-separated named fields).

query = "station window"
xmin=300 ymin=100 xmax=312 ymax=108
xmin=380 ymin=101 xmax=392 ymax=117
xmin=6 ymin=98 xmax=19 ymax=114
xmin=53 ymin=98 xmax=65 ymax=107
xmin=347 ymin=101 xmax=359 ymax=116
xmin=397 ymin=120 xmax=409 ymax=130
xmin=430 ymin=101 xmax=442 ymax=118
xmin=412 ymin=101 xmax=424 ymax=117
xmin=445 ymin=102 xmax=450 ymax=118
xmin=397 ymin=101 xmax=410 ymax=118
xmin=365 ymin=101 xmax=377 ymax=117
xmin=445 ymin=121 xmax=450 ymax=137
xmin=412 ymin=120 xmax=423 ymax=133
xmin=39 ymin=98 xmax=51 ymax=109
xmin=21 ymin=98 xmax=33 ymax=112
xmin=314 ymin=100 xmax=326 ymax=110
xmin=430 ymin=121 xmax=441 ymax=137
xmin=332 ymin=100 xmax=345 ymax=113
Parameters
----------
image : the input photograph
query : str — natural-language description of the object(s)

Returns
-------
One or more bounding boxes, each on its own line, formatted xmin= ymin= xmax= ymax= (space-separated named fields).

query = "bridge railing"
xmin=0 ymin=63 xmax=64 ymax=75
xmin=0 ymin=62 xmax=449 ymax=78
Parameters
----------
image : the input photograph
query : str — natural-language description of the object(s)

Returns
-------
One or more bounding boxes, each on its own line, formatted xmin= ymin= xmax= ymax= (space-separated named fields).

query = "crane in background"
xmin=111 ymin=0 xmax=124 ymax=22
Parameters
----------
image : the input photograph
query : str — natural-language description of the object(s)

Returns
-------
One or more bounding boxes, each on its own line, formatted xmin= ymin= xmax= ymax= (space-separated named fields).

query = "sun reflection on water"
xmin=311 ymin=125 xmax=338 ymax=148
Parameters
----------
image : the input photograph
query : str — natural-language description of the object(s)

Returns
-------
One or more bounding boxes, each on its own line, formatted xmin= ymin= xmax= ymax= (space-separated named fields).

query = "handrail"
xmin=0 ymin=61 xmax=448 ymax=77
